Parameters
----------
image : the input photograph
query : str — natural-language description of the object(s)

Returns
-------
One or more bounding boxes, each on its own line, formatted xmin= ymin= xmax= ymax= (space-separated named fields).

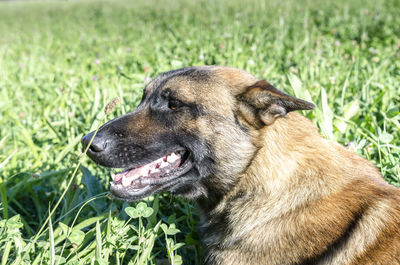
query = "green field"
xmin=0 ymin=0 xmax=399 ymax=264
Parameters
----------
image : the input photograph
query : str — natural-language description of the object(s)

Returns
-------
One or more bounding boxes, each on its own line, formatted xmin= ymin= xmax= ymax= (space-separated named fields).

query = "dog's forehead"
xmin=145 ymin=67 xmax=213 ymax=98
xmin=145 ymin=66 xmax=257 ymax=101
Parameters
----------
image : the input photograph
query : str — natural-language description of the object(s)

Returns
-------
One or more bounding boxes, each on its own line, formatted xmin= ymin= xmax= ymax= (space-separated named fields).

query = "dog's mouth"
xmin=109 ymin=150 xmax=193 ymax=200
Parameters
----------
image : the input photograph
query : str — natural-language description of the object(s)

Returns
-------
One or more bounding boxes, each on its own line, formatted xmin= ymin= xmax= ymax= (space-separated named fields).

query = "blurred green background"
xmin=0 ymin=0 xmax=399 ymax=264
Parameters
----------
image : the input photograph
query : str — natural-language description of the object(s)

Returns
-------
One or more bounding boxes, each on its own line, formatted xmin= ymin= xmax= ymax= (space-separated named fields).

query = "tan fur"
xmin=204 ymin=112 xmax=400 ymax=264
xmin=144 ymin=66 xmax=400 ymax=264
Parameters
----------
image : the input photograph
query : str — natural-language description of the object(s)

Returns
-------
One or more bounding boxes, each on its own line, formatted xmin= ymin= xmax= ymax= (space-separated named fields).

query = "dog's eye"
xmin=168 ymin=99 xmax=183 ymax=110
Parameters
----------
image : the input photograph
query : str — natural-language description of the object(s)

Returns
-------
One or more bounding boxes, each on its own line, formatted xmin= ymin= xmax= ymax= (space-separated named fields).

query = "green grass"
xmin=0 ymin=0 xmax=399 ymax=264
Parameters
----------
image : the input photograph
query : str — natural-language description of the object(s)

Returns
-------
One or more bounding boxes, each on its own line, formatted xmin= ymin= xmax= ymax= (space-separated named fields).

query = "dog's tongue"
xmin=112 ymin=152 xmax=182 ymax=187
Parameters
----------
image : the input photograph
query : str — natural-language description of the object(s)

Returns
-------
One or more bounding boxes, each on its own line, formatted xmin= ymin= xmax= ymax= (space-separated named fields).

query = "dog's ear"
xmin=237 ymin=80 xmax=315 ymax=126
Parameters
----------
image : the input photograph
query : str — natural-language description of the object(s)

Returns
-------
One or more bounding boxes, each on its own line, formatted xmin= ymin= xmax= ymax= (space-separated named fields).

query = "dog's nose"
xmin=81 ymin=132 xmax=107 ymax=153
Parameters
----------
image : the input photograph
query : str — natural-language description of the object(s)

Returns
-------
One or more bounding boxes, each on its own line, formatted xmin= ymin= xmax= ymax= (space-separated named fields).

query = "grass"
xmin=0 ymin=0 xmax=399 ymax=264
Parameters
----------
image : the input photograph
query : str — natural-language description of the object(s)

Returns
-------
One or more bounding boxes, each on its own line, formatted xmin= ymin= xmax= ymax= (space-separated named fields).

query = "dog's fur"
xmin=82 ymin=66 xmax=400 ymax=265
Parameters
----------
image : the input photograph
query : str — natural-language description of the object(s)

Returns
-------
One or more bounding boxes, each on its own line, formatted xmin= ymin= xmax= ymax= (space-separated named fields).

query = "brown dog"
xmin=82 ymin=66 xmax=400 ymax=265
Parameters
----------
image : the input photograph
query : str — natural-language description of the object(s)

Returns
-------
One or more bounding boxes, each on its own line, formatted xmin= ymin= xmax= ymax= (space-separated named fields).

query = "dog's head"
xmin=81 ymin=66 xmax=314 ymax=202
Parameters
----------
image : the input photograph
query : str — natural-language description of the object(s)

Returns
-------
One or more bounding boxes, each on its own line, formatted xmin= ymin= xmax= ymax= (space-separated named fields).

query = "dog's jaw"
xmin=111 ymin=151 xmax=183 ymax=188
xmin=108 ymin=150 xmax=195 ymax=201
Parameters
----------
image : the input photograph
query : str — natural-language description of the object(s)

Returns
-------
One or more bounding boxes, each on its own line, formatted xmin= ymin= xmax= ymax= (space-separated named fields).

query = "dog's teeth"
xmin=137 ymin=166 xmax=148 ymax=177
xmin=111 ymin=172 xmax=116 ymax=181
xmin=152 ymin=168 xmax=160 ymax=173
xmin=160 ymin=161 xmax=169 ymax=168
xmin=167 ymin=154 xmax=178 ymax=163
xmin=167 ymin=153 xmax=179 ymax=163
xmin=150 ymin=168 xmax=161 ymax=177
xmin=122 ymin=176 xmax=132 ymax=186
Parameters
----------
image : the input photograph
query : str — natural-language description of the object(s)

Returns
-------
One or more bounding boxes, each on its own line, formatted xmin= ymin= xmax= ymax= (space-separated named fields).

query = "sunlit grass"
xmin=0 ymin=0 xmax=399 ymax=264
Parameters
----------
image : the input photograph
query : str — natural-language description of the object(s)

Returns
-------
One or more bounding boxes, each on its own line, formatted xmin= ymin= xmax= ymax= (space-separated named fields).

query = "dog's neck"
xmin=196 ymin=112 xmax=381 ymax=242
xmin=245 ymin=112 xmax=329 ymax=200
xmin=197 ymin=112 xmax=325 ymax=215
xmin=196 ymin=112 xmax=394 ymax=265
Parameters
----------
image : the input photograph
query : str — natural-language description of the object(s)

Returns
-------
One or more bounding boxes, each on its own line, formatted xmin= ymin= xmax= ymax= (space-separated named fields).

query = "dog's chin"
xmin=108 ymin=150 xmax=194 ymax=201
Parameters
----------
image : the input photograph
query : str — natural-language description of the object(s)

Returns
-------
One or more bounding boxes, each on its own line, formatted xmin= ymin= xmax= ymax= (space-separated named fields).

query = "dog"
xmin=81 ymin=66 xmax=400 ymax=265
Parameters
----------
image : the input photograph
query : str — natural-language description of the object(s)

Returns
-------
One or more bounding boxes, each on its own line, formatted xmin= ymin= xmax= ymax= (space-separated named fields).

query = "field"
xmin=0 ymin=0 xmax=399 ymax=264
